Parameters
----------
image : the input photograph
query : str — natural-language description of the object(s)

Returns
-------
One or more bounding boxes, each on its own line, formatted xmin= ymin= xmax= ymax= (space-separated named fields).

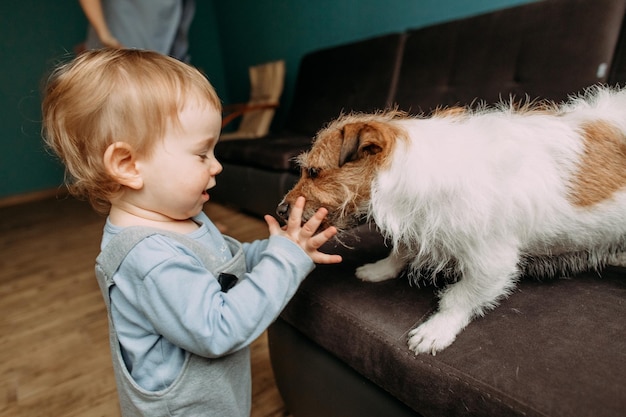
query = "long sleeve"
xmin=105 ymin=223 xmax=314 ymax=391
xmin=122 ymin=235 xmax=313 ymax=357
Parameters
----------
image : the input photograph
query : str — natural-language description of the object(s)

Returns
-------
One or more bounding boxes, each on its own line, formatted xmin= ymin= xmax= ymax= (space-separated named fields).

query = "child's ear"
xmin=103 ymin=142 xmax=143 ymax=189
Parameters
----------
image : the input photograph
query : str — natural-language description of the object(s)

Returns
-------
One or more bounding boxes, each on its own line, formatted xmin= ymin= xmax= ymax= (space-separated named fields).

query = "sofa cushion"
xmin=285 ymin=33 xmax=406 ymax=136
xmin=393 ymin=0 xmax=626 ymax=114
xmin=279 ymin=227 xmax=626 ymax=416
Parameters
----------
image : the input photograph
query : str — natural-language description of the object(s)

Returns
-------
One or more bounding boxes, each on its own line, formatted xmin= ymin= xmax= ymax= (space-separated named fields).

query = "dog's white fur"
xmin=281 ymin=86 xmax=626 ymax=355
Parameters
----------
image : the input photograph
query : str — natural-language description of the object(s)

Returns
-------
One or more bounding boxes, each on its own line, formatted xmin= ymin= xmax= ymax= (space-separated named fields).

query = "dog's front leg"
xmin=407 ymin=246 xmax=521 ymax=355
xmin=355 ymin=245 xmax=407 ymax=282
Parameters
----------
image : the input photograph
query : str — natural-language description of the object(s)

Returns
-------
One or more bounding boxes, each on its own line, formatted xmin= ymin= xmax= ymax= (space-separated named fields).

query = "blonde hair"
xmin=42 ymin=48 xmax=222 ymax=214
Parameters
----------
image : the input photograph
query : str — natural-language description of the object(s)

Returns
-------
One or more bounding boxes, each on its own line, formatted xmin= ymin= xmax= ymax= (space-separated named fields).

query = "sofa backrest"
xmin=283 ymin=0 xmax=626 ymax=135
xmin=609 ymin=1 xmax=626 ymax=85
xmin=285 ymin=33 xmax=406 ymax=136
xmin=393 ymin=0 xmax=626 ymax=114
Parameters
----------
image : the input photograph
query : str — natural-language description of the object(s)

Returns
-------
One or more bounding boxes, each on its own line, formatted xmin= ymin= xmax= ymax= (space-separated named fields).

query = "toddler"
xmin=42 ymin=48 xmax=341 ymax=416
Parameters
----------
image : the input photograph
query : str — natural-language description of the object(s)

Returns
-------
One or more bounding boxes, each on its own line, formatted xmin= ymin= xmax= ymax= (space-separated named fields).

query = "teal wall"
xmin=1 ymin=1 xmax=84 ymax=199
xmin=0 ymin=0 xmax=534 ymax=200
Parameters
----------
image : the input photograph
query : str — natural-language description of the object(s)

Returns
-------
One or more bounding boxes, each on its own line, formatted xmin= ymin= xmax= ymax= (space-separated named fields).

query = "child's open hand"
xmin=264 ymin=196 xmax=342 ymax=264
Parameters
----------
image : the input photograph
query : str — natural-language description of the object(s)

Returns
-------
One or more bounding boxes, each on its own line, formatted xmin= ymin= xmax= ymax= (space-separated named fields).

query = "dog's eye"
xmin=307 ymin=167 xmax=320 ymax=179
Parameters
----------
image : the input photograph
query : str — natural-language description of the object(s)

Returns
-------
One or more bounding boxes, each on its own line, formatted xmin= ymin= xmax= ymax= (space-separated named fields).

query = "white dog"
xmin=277 ymin=86 xmax=626 ymax=355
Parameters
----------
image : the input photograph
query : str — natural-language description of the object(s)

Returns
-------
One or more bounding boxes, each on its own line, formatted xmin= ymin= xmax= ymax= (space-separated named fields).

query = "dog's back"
xmin=371 ymin=87 xmax=626 ymax=277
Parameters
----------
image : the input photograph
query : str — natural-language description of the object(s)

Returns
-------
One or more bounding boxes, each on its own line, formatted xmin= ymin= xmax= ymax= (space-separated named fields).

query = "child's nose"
xmin=212 ymin=159 xmax=223 ymax=175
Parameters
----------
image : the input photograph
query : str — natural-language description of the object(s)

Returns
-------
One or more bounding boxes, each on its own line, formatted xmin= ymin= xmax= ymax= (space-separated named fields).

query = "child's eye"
xmin=198 ymin=154 xmax=209 ymax=160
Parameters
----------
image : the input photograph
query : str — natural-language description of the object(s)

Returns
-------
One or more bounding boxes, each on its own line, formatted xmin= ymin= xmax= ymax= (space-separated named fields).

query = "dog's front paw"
xmin=355 ymin=261 xmax=396 ymax=282
xmin=356 ymin=263 xmax=392 ymax=282
xmin=355 ymin=254 xmax=405 ymax=282
xmin=407 ymin=313 xmax=465 ymax=355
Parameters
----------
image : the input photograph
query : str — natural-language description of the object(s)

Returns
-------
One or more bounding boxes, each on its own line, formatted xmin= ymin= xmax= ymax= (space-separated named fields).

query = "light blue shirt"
xmin=101 ymin=211 xmax=314 ymax=391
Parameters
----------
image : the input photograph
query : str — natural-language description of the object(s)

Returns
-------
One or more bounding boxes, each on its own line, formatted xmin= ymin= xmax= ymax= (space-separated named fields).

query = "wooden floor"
xmin=0 ymin=195 xmax=290 ymax=416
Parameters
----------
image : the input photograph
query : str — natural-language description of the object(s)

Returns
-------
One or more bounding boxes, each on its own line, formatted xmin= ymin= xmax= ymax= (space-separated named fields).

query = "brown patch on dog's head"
xmin=570 ymin=120 xmax=626 ymax=206
xmin=277 ymin=111 xmax=407 ymax=230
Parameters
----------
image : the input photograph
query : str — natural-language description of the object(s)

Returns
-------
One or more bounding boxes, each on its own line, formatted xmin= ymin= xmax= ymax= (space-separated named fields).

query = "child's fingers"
xmin=307 ymin=225 xmax=338 ymax=249
xmin=311 ymin=252 xmax=343 ymax=264
xmin=264 ymin=215 xmax=281 ymax=235
xmin=321 ymin=225 xmax=339 ymax=240
xmin=287 ymin=196 xmax=305 ymax=229
xmin=301 ymin=207 xmax=328 ymax=236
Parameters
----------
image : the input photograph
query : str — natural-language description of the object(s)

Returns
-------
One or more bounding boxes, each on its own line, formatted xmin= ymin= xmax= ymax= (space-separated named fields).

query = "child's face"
xmin=134 ymin=101 xmax=223 ymax=221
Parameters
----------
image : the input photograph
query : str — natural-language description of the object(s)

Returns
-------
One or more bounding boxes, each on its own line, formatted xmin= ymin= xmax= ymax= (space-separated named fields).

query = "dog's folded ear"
xmin=338 ymin=123 xmax=384 ymax=167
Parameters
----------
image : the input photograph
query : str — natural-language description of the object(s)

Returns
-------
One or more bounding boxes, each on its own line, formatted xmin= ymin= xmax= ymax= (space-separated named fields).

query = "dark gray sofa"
xmin=214 ymin=1 xmax=626 ymax=416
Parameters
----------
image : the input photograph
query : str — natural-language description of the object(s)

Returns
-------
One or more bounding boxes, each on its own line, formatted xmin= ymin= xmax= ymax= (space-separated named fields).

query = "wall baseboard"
xmin=0 ymin=187 xmax=69 ymax=209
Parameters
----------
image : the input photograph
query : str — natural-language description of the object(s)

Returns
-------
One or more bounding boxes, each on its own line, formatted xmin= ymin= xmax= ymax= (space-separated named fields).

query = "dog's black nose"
xmin=276 ymin=202 xmax=290 ymax=220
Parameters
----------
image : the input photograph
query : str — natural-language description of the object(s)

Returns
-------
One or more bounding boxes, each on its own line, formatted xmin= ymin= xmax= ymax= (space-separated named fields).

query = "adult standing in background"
xmin=78 ymin=0 xmax=196 ymax=62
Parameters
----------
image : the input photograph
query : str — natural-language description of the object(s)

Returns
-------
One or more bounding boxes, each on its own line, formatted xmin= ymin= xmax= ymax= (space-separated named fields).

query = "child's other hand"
xmin=265 ymin=196 xmax=342 ymax=264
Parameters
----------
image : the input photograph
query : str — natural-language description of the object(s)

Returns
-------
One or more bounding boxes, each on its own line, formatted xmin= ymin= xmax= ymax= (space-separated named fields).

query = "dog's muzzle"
xmin=276 ymin=202 xmax=290 ymax=221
